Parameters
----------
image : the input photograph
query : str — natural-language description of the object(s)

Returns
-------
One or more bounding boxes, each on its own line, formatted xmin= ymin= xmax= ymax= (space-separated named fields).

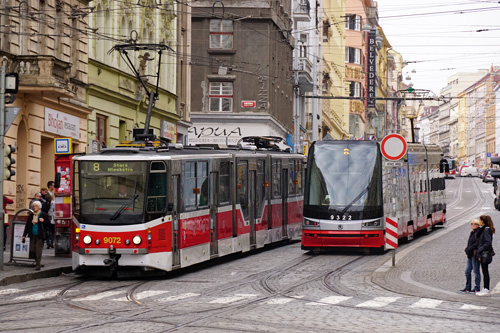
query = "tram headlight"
xmin=83 ymin=235 xmax=92 ymax=245
xmin=303 ymin=219 xmax=320 ymax=227
xmin=132 ymin=235 xmax=142 ymax=245
xmin=363 ymin=219 xmax=381 ymax=227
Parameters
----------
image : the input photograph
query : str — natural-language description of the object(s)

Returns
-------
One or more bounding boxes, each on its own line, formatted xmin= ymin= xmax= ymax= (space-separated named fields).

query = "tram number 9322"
xmin=103 ymin=237 xmax=122 ymax=244
xmin=331 ymin=215 xmax=352 ymax=221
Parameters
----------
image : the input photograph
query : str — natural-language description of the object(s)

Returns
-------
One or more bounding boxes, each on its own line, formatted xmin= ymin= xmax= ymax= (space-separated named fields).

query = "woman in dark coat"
xmin=22 ymin=201 xmax=49 ymax=270
xmin=476 ymin=215 xmax=496 ymax=296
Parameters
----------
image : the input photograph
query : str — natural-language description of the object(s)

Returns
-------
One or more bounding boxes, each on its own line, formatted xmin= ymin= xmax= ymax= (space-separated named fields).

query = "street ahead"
xmin=1 ymin=177 xmax=499 ymax=333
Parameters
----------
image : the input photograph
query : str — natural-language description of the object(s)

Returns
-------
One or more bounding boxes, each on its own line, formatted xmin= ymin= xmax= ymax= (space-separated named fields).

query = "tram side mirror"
xmin=491 ymin=157 xmax=500 ymax=165
xmin=54 ymin=172 xmax=61 ymax=188
xmin=490 ymin=170 xmax=500 ymax=178
xmin=439 ymin=160 xmax=449 ymax=173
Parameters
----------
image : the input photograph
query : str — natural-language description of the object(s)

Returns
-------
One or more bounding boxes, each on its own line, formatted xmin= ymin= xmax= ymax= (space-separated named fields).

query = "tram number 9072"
xmin=103 ymin=237 xmax=122 ymax=244
xmin=330 ymin=215 xmax=352 ymax=221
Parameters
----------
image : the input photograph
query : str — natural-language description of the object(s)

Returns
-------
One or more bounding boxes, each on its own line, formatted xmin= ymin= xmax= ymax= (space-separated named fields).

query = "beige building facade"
xmin=1 ymin=0 xmax=90 ymax=212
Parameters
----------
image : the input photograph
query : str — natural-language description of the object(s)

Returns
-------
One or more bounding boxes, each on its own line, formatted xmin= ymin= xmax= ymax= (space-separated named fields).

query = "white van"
xmin=460 ymin=166 xmax=480 ymax=177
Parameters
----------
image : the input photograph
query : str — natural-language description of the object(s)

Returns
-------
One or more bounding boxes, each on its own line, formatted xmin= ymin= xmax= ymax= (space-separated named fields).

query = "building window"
xmin=345 ymin=47 xmax=361 ymax=64
xmin=345 ymin=14 xmax=361 ymax=31
xmin=323 ymin=20 xmax=331 ymax=40
xmin=349 ymin=81 xmax=361 ymax=98
xmin=210 ymin=19 xmax=233 ymax=49
xmin=96 ymin=114 xmax=107 ymax=150
xmin=209 ymin=82 xmax=233 ymax=112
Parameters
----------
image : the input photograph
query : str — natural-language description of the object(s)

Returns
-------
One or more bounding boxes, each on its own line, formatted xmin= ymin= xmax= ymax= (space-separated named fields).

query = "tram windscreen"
xmin=304 ymin=141 xmax=383 ymax=220
xmin=78 ymin=161 xmax=147 ymax=225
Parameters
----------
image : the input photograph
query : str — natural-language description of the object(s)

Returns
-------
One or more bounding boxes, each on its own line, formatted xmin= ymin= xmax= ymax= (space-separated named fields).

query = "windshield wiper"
xmin=110 ymin=194 xmax=139 ymax=221
xmin=340 ymin=186 xmax=369 ymax=215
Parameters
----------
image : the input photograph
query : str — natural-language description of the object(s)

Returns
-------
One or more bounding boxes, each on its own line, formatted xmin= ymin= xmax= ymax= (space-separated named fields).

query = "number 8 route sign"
xmin=380 ymin=134 xmax=407 ymax=161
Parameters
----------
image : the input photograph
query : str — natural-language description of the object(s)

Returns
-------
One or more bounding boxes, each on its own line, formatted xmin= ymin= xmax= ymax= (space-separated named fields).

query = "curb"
xmin=0 ymin=266 xmax=73 ymax=287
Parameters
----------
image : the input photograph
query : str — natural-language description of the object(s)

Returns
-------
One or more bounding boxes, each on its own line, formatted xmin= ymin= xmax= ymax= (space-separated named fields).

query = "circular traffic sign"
xmin=380 ymin=134 xmax=407 ymax=161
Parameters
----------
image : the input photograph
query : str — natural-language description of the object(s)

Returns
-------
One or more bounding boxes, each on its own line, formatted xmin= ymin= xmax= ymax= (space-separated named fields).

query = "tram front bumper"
xmin=302 ymin=230 xmax=384 ymax=248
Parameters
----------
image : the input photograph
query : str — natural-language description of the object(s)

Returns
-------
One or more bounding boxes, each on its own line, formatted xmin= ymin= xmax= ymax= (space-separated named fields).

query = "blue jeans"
xmin=465 ymin=256 xmax=481 ymax=291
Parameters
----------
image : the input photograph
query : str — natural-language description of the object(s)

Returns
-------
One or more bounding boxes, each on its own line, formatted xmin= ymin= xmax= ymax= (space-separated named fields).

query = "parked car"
xmin=484 ymin=169 xmax=496 ymax=183
xmin=459 ymin=166 xmax=480 ymax=177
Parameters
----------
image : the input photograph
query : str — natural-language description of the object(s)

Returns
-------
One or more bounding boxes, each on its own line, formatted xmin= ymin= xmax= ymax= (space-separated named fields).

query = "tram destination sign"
xmin=84 ymin=161 xmax=146 ymax=174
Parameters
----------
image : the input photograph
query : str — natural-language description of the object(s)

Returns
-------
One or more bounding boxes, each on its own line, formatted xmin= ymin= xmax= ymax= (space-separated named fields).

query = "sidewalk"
xmin=0 ymin=247 xmax=73 ymax=286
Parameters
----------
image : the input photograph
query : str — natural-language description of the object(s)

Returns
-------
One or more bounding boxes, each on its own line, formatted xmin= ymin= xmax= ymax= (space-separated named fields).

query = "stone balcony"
xmin=1 ymin=51 xmax=76 ymax=97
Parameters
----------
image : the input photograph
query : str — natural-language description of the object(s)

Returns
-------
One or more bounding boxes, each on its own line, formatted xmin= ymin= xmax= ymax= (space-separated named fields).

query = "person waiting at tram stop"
xmin=461 ymin=219 xmax=482 ymax=293
xmin=476 ymin=215 xmax=496 ymax=297
xmin=22 ymin=201 xmax=50 ymax=271
xmin=29 ymin=192 xmax=42 ymax=209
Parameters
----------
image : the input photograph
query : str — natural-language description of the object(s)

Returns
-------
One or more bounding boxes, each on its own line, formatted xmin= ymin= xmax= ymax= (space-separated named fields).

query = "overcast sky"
xmin=377 ymin=0 xmax=500 ymax=96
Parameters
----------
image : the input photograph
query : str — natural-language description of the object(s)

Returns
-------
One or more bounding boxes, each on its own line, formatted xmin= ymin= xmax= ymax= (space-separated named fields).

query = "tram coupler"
xmin=103 ymin=254 xmax=121 ymax=269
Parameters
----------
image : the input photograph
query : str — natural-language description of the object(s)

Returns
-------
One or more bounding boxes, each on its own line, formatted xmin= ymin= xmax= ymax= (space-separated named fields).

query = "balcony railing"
xmin=297 ymin=57 xmax=313 ymax=92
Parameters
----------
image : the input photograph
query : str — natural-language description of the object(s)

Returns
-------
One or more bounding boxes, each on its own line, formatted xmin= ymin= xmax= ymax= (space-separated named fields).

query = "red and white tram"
xmin=70 ymin=136 xmax=305 ymax=276
xmin=301 ymin=139 xmax=447 ymax=251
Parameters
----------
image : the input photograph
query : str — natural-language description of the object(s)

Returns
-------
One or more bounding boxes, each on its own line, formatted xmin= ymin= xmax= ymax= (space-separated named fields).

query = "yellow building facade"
xmin=87 ymin=1 xmax=179 ymax=151
xmin=321 ymin=0 xmax=349 ymax=139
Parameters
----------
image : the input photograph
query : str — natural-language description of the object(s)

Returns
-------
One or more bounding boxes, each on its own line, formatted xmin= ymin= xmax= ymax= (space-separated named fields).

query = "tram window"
xmin=182 ymin=162 xmax=197 ymax=210
xmin=289 ymin=165 xmax=296 ymax=196
xmin=296 ymin=161 xmax=303 ymax=195
xmin=256 ymin=159 xmax=266 ymax=216
xmin=198 ymin=162 xmax=209 ymax=207
xmin=272 ymin=160 xmax=281 ymax=198
xmin=238 ymin=162 xmax=249 ymax=219
xmin=147 ymin=161 xmax=167 ymax=213
xmin=219 ymin=161 xmax=231 ymax=205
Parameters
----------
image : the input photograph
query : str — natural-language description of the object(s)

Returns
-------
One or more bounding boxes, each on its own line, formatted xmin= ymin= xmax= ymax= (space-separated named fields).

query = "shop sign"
xmin=161 ymin=120 xmax=177 ymax=141
xmin=366 ymin=29 xmax=377 ymax=108
xmin=45 ymin=107 xmax=80 ymax=139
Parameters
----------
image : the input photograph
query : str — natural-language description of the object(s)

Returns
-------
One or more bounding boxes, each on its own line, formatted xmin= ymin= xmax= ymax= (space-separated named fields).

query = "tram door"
xmin=249 ymin=170 xmax=257 ymax=247
xmin=171 ymin=175 xmax=181 ymax=267
xmin=209 ymin=172 xmax=218 ymax=256
xmin=281 ymin=168 xmax=289 ymax=238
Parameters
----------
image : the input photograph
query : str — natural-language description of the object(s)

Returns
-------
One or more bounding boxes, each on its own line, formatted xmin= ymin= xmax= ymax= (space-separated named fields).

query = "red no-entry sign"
xmin=380 ymin=134 xmax=407 ymax=161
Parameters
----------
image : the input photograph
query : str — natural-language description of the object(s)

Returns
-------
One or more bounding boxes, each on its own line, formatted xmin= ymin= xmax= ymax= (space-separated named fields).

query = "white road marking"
xmin=410 ymin=298 xmax=443 ymax=309
xmin=454 ymin=207 xmax=464 ymax=210
xmin=264 ymin=298 xmax=294 ymax=305
xmin=356 ymin=297 xmax=400 ymax=308
xmin=75 ymin=290 xmax=124 ymax=301
xmin=306 ymin=296 xmax=352 ymax=306
xmin=113 ymin=290 xmax=171 ymax=302
xmin=136 ymin=290 xmax=171 ymax=300
xmin=157 ymin=293 xmax=200 ymax=302
xmin=209 ymin=293 xmax=257 ymax=304
xmin=0 ymin=288 xmax=21 ymax=295
xmin=14 ymin=290 xmax=60 ymax=301
xmin=460 ymin=304 xmax=487 ymax=310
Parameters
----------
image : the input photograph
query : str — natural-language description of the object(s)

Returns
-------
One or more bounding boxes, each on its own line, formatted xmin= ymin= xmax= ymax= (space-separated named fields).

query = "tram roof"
xmin=75 ymin=146 xmax=303 ymax=161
